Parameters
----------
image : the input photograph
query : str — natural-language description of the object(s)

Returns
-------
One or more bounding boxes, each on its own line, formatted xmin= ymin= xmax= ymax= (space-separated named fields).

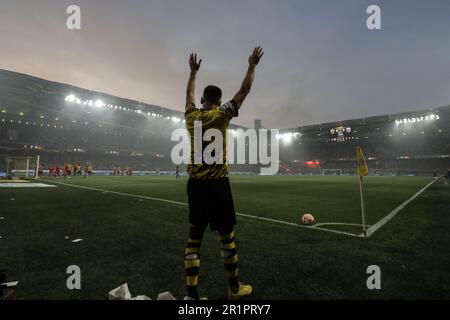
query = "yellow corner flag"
xmin=357 ymin=147 xmax=368 ymax=177
xmin=357 ymin=147 xmax=368 ymax=236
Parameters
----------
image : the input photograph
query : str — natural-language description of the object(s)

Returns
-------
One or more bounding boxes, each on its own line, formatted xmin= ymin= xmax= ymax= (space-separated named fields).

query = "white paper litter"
xmin=72 ymin=239 xmax=83 ymax=243
xmin=108 ymin=283 xmax=132 ymax=300
xmin=130 ymin=295 xmax=152 ymax=300
xmin=0 ymin=217 xmax=5 ymax=220
xmin=157 ymin=291 xmax=176 ymax=300
xmin=108 ymin=283 xmax=173 ymax=300
xmin=1 ymin=281 xmax=19 ymax=287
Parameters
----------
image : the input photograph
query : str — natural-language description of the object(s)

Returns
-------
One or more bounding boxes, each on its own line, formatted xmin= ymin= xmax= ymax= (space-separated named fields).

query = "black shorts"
xmin=187 ymin=177 xmax=236 ymax=232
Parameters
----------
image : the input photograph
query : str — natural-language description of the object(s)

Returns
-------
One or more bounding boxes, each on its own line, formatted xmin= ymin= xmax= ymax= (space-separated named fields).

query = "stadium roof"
xmin=0 ymin=69 xmax=248 ymax=130
xmin=283 ymin=105 xmax=450 ymax=134
xmin=1 ymin=69 xmax=449 ymax=134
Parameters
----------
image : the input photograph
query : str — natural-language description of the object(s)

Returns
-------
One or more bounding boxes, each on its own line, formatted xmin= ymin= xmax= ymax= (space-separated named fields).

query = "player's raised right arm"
xmin=232 ymin=47 xmax=264 ymax=109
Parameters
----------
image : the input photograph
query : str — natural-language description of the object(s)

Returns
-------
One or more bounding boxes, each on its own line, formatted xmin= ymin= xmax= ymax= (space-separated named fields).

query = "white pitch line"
xmin=88 ymin=182 xmax=161 ymax=188
xmin=235 ymin=212 xmax=362 ymax=238
xmin=41 ymin=179 xmax=188 ymax=206
xmin=41 ymin=179 xmax=361 ymax=238
xmin=364 ymin=179 xmax=436 ymax=238
xmin=313 ymin=222 xmax=371 ymax=228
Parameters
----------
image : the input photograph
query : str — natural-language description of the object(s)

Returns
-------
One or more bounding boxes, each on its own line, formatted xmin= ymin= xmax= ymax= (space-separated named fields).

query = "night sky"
xmin=1 ymin=0 xmax=450 ymax=128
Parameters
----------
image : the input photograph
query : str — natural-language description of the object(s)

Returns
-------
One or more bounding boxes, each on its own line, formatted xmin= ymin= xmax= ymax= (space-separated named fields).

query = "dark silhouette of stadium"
xmin=1 ymin=69 xmax=449 ymax=176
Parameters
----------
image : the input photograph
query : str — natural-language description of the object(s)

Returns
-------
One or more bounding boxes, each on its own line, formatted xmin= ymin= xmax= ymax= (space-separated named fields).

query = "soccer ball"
xmin=301 ymin=213 xmax=315 ymax=226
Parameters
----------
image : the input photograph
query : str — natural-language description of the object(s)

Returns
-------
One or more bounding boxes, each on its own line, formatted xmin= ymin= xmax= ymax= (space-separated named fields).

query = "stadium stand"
xmin=1 ymin=69 xmax=449 ymax=176
xmin=0 ymin=69 xmax=249 ymax=174
xmin=278 ymin=106 xmax=450 ymax=175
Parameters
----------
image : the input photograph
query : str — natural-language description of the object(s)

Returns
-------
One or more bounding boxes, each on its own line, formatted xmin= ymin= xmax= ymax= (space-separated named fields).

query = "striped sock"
xmin=185 ymin=225 xmax=204 ymax=299
xmin=220 ymin=230 xmax=239 ymax=290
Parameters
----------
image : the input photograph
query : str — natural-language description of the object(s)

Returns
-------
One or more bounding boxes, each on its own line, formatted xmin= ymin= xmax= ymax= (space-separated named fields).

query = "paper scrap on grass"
xmin=72 ymin=239 xmax=83 ymax=243
xmin=109 ymin=283 xmax=132 ymax=300
xmin=109 ymin=283 xmax=167 ymax=300
xmin=157 ymin=291 xmax=176 ymax=300
xmin=1 ymin=281 xmax=19 ymax=287
xmin=0 ymin=217 xmax=5 ymax=220
xmin=130 ymin=295 xmax=152 ymax=300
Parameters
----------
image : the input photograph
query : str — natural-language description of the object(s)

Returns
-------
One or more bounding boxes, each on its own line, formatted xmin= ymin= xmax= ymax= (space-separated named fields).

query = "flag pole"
xmin=359 ymin=175 xmax=366 ymax=236
xmin=35 ymin=154 xmax=40 ymax=179
xmin=357 ymin=146 xmax=368 ymax=237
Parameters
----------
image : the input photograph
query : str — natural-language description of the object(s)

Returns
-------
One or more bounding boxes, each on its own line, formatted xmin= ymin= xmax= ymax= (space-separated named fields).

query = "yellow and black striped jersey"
xmin=185 ymin=100 xmax=238 ymax=179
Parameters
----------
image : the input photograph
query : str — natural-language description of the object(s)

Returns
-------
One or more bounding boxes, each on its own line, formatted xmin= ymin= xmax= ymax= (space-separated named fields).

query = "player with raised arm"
xmin=183 ymin=47 xmax=264 ymax=300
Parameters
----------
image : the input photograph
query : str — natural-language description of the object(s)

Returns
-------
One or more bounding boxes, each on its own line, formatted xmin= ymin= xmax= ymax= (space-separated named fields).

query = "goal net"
xmin=372 ymin=170 xmax=395 ymax=176
xmin=4 ymin=156 xmax=40 ymax=179
xmin=321 ymin=169 xmax=343 ymax=176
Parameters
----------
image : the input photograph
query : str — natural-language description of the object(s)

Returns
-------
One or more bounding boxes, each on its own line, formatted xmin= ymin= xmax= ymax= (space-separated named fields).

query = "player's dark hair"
xmin=203 ymin=85 xmax=222 ymax=105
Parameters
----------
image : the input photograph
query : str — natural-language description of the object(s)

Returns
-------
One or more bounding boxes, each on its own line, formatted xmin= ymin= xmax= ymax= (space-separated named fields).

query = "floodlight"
xmin=94 ymin=100 xmax=104 ymax=108
xmin=281 ymin=133 xmax=293 ymax=144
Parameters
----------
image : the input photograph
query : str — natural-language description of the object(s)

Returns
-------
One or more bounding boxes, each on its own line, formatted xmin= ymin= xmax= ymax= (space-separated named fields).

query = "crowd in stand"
xmin=1 ymin=112 xmax=450 ymax=175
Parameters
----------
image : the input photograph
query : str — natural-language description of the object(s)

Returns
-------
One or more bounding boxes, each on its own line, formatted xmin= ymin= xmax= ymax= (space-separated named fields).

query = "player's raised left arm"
xmin=186 ymin=53 xmax=202 ymax=111
xmin=232 ymin=47 xmax=264 ymax=109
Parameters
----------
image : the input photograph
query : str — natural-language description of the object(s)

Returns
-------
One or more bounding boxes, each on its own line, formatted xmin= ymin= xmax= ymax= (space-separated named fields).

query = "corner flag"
xmin=357 ymin=147 xmax=368 ymax=236
xmin=357 ymin=147 xmax=368 ymax=177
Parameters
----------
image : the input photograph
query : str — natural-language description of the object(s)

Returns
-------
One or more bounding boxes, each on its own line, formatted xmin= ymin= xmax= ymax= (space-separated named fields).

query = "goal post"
xmin=321 ymin=169 xmax=343 ymax=176
xmin=4 ymin=156 xmax=40 ymax=179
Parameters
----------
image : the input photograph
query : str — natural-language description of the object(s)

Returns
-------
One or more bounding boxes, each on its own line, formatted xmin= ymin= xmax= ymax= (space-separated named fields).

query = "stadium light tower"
xmin=276 ymin=132 xmax=294 ymax=144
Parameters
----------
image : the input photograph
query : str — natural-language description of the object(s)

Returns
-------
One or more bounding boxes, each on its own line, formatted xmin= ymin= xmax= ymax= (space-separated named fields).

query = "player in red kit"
xmin=72 ymin=163 xmax=78 ymax=177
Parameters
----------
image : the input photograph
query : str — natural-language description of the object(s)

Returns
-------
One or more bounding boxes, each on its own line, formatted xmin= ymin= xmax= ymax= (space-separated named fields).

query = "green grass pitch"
xmin=1 ymin=175 xmax=449 ymax=299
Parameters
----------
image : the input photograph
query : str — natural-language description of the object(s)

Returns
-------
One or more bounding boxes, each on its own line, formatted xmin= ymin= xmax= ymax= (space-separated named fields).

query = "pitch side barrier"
xmin=274 ymin=169 xmax=436 ymax=177
xmin=6 ymin=169 xmax=435 ymax=177
xmin=11 ymin=170 xmax=257 ymax=177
